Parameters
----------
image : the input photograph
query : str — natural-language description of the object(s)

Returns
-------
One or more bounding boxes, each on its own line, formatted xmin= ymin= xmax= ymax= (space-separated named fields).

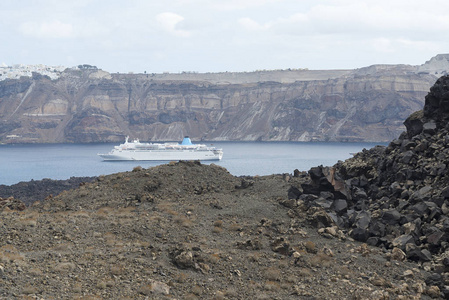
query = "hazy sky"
xmin=1 ymin=0 xmax=449 ymax=73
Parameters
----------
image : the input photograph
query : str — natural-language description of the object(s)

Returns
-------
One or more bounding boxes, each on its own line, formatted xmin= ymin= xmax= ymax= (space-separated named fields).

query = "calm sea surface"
xmin=0 ymin=142 xmax=385 ymax=186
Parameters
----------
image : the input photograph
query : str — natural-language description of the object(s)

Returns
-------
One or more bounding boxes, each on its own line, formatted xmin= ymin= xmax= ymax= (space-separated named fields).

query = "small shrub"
xmin=0 ymin=245 xmax=25 ymax=263
xmin=96 ymin=281 xmax=107 ymax=289
xmin=110 ymin=264 xmax=125 ymax=275
xmin=264 ymin=267 xmax=281 ymax=281
xmin=228 ymin=223 xmax=243 ymax=231
xmin=29 ymin=268 xmax=43 ymax=276
xmin=247 ymin=252 xmax=262 ymax=262
xmin=338 ymin=266 xmax=352 ymax=277
xmin=297 ymin=267 xmax=312 ymax=277
xmin=191 ymin=285 xmax=203 ymax=295
xmin=22 ymin=285 xmax=38 ymax=295
xmin=138 ymin=284 xmax=152 ymax=295
xmin=212 ymin=227 xmax=223 ymax=234
xmin=54 ymin=262 xmax=76 ymax=273
xmin=175 ymin=272 xmax=189 ymax=283
xmin=18 ymin=219 xmax=37 ymax=227
xmin=263 ymin=281 xmax=280 ymax=291
xmin=225 ymin=288 xmax=238 ymax=297
xmin=309 ymin=252 xmax=332 ymax=267
xmin=72 ymin=283 xmax=82 ymax=294
xmin=304 ymin=241 xmax=317 ymax=254
xmin=157 ymin=203 xmax=178 ymax=216
xmin=278 ymin=259 xmax=289 ymax=269
xmin=184 ymin=294 xmax=199 ymax=300
xmin=133 ymin=166 xmax=143 ymax=172
xmin=213 ymin=291 xmax=226 ymax=300
xmin=207 ymin=253 xmax=221 ymax=264
xmin=175 ymin=216 xmax=193 ymax=228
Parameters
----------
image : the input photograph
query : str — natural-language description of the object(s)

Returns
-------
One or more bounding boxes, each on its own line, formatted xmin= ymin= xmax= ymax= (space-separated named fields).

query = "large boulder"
xmin=404 ymin=110 xmax=424 ymax=138
xmin=423 ymin=75 xmax=449 ymax=120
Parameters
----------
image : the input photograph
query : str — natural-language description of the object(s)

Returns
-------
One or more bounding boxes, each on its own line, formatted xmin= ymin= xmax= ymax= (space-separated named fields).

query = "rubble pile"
xmin=289 ymin=75 xmax=449 ymax=296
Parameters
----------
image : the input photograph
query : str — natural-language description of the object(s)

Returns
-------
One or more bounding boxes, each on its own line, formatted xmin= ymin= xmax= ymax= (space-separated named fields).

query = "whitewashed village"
xmin=0 ymin=63 xmax=66 ymax=81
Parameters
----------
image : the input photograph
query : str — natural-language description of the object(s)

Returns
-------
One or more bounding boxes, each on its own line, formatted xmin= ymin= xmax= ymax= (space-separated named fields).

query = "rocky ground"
xmin=0 ymin=161 xmax=437 ymax=299
xmin=3 ymin=76 xmax=449 ymax=299
xmin=0 ymin=177 xmax=96 ymax=206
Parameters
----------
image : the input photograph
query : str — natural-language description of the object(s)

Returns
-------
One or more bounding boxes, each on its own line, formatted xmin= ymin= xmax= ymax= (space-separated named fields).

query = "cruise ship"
xmin=98 ymin=136 xmax=223 ymax=161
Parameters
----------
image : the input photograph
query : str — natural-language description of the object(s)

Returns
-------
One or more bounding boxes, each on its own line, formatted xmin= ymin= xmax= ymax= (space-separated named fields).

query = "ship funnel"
xmin=181 ymin=136 xmax=193 ymax=145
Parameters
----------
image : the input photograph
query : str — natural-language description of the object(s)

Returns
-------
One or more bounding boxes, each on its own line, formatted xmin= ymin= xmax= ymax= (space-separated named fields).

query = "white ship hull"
xmin=98 ymin=136 xmax=223 ymax=161
xmin=99 ymin=149 xmax=222 ymax=161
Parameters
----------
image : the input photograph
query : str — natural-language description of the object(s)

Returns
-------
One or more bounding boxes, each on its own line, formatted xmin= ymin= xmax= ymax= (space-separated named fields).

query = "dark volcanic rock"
xmin=291 ymin=75 xmax=449 ymax=269
xmin=0 ymin=177 xmax=96 ymax=206
xmin=424 ymin=75 xmax=449 ymax=119
xmin=381 ymin=209 xmax=401 ymax=225
xmin=404 ymin=110 xmax=424 ymax=138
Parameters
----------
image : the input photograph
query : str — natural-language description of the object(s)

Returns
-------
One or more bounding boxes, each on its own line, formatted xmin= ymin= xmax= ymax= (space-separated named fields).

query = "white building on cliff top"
xmin=0 ymin=64 xmax=66 ymax=81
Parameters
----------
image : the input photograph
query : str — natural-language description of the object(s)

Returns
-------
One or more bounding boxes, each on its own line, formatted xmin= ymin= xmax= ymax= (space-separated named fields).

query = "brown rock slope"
xmin=0 ymin=161 xmax=436 ymax=299
xmin=0 ymin=58 xmax=442 ymax=144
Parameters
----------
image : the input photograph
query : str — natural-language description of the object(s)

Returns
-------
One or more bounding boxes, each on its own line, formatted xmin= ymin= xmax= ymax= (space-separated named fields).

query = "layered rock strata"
xmin=0 ymin=56 xmax=445 ymax=143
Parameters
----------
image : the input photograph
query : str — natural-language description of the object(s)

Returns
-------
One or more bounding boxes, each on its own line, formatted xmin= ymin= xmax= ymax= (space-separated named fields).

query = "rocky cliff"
xmin=0 ymin=55 xmax=447 ymax=143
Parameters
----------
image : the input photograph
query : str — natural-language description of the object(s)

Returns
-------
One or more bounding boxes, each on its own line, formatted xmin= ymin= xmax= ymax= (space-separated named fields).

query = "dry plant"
xmin=264 ymin=266 xmax=282 ymax=281
xmin=157 ymin=203 xmax=179 ymax=216
xmin=133 ymin=166 xmax=143 ymax=172
xmin=116 ymin=206 xmax=136 ymax=218
xmin=50 ymin=242 xmax=73 ymax=253
xmin=96 ymin=207 xmax=113 ymax=219
xmin=228 ymin=223 xmax=243 ymax=231
xmin=0 ymin=245 xmax=25 ymax=263
xmin=212 ymin=226 xmax=223 ymax=234
xmin=184 ymin=294 xmax=200 ymax=300
xmin=263 ymin=280 xmax=281 ymax=292
xmin=22 ymin=285 xmax=39 ymax=295
xmin=175 ymin=215 xmax=194 ymax=228
xmin=17 ymin=217 xmax=37 ymax=227
xmin=174 ymin=272 xmax=189 ymax=283
xmin=206 ymin=253 xmax=221 ymax=264
xmin=69 ymin=210 xmax=90 ymax=218
xmin=297 ymin=267 xmax=313 ymax=277
xmin=110 ymin=264 xmax=126 ymax=275
xmin=191 ymin=284 xmax=203 ymax=295
xmin=304 ymin=240 xmax=317 ymax=254
xmin=213 ymin=219 xmax=223 ymax=228
xmin=309 ymin=252 xmax=332 ymax=267
xmin=54 ymin=262 xmax=76 ymax=273
xmin=247 ymin=251 xmax=263 ymax=262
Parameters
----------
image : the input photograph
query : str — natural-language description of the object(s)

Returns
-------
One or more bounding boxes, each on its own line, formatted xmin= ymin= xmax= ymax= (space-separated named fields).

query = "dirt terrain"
xmin=4 ymin=75 xmax=449 ymax=299
xmin=0 ymin=161 xmax=437 ymax=299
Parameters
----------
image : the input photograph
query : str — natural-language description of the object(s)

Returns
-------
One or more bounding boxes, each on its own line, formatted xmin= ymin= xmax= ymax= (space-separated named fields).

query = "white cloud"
xmin=397 ymin=39 xmax=440 ymax=52
xmin=238 ymin=18 xmax=270 ymax=31
xmin=19 ymin=20 xmax=73 ymax=39
xmin=235 ymin=1 xmax=449 ymax=38
xmin=156 ymin=12 xmax=191 ymax=38
xmin=3 ymin=0 xmax=449 ymax=72
xmin=207 ymin=0 xmax=281 ymax=11
xmin=370 ymin=38 xmax=394 ymax=53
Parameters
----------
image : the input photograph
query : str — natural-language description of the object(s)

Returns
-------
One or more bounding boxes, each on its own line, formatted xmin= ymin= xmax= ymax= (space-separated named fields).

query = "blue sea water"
xmin=0 ymin=141 xmax=385 ymax=186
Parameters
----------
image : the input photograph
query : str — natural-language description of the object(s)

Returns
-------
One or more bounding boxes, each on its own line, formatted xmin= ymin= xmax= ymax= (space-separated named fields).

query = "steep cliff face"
xmin=0 ymin=57 xmax=445 ymax=143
